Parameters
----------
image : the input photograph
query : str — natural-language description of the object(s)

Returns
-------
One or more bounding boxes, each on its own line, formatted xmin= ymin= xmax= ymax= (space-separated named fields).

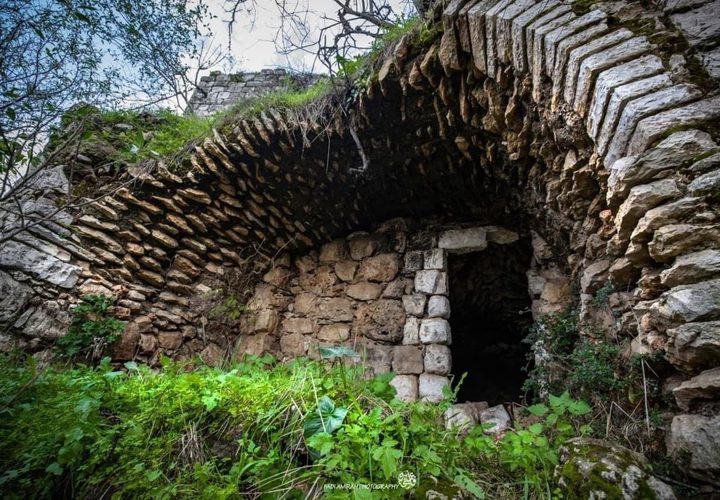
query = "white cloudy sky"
xmin=202 ymin=0 xmax=415 ymax=74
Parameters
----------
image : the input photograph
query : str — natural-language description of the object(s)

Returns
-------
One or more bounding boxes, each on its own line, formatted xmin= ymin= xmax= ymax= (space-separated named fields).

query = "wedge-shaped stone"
xmin=563 ymin=29 xmax=633 ymax=107
xmin=627 ymin=95 xmax=720 ymax=157
xmin=457 ymin=0 xmax=483 ymax=53
xmin=666 ymin=321 xmax=720 ymax=372
xmin=468 ymin=0 xmax=503 ymax=74
xmin=649 ymin=224 xmax=720 ymax=262
xmin=650 ymin=279 xmax=720 ymax=324
xmin=597 ymin=74 xmax=674 ymax=156
xmin=494 ymin=0 xmax=535 ymax=64
xmin=511 ymin=0 xmax=561 ymax=72
xmin=544 ymin=9 xmax=606 ymax=77
xmin=573 ymin=37 xmax=652 ymax=117
xmin=550 ymin=23 xmax=609 ymax=109
xmin=484 ymin=0 xmax=515 ymax=76
xmin=525 ymin=4 xmax=572 ymax=71
xmin=530 ymin=11 xmax=576 ymax=98
xmin=630 ymin=197 xmax=704 ymax=245
xmin=689 ymin=168 xmax=720 ymax=197
xmin=587 ymin=55 xmax=664 ymax=141
xmin=605 ymin=84 xmax=702 ymax=167
xmin=615 ymin=179 xmax=681 ymax=243
xmin=673 ymin=367 xmax=720 ymax=411
xmin=661 ymin=250 xmax=720 ymax=288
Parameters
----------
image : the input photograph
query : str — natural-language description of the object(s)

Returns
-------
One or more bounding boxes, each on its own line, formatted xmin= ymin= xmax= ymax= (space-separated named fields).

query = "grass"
xmin=0 ymin=352 xmax=594 ymax=499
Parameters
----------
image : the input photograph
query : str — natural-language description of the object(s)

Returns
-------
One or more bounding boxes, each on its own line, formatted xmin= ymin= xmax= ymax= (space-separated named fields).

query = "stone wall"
xmin=188 ymin=69 xmax=321 ymax=116
xmin=2 ymin=0 xmax=720 ymax=483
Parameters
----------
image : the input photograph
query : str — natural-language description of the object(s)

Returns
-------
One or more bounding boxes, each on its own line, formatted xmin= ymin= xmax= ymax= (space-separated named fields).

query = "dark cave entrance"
xmin=449 ymin=240 xmax=533 ymax=405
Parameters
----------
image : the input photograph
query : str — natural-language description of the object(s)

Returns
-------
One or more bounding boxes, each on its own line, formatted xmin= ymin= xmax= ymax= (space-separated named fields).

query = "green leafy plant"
xmin=54 ymin=295 xmax=124 ymax=358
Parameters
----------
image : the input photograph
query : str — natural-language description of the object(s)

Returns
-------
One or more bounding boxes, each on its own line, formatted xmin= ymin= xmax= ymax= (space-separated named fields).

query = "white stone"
xmin=700 ymin=46 xmax=720 ymax=79
xmin=650 ymin=279 xmax=720 ymax=324
xmin=511 ymin=0 xmax=562 ymax=72
xmin=424 ymin=344 xmax=452 ymax=375
xmin=531 ymin=10 xmax=576 ymax=98
xmin=661 ymin=250 xmax=720 ymax=288
xmin=390 ymin=374 xmax=418 ymax=402
xmin=479 ymin=404 xmax=512 ymax=435
xmin=670 ymin=1 xmax=720 ymax=47
xmin=438 ymin=227 xmax=487 ymax=253
xmin=597 ymin=74 xmax=673 ymax=155
xmin=402 ymin=294 xmax=427 ymax=316
xmin=427 ymin=295 xmax=451 ymax=319
xmin=402 ymin=317 xmax=421 ymax=345
xmin=525 ymin=4 xmax=572 ymax=74
xmin=495 ymin=0 xmax=536 ymax=64
xmin=587 ymin=55 xmax=665 ymax=140
xmin=419 ymin=373 xmax=450 ymax=403
xmin=573 ymin=37 xmax=651 ymax=117
xmin=483 ymin=0 xmax=516 ymax=77
xmin=468 ymin=0 xmax=506 ymax=74
xmin=423 ymin=248 xmax=447 ymax=270
xmin=445 ymin=402 xmax=489 ymax=431
xmin=627 ymin=95 xmax=720 ymax=158
xmin=0 ymin=240 xmax=80 ymax=289
xmin=414 ymin=270 xmax=449 ymax=295
xmin=614 ymin=179 xmax=681 ymax=243
xmin=604 ymin=84 xmax=702 ymax=167
xmin=543 ymin=10 xmax=606 ymax=78
xmin=419 ymin=318 xmax=451 ymax=344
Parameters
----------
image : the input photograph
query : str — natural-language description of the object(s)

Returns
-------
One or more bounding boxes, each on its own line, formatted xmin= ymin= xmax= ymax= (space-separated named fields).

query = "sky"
xmin=203 ymin=0 xmax=415 ymax=74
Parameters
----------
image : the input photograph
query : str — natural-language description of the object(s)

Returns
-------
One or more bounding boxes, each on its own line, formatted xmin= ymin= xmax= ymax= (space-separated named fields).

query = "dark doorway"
xmin=448 ymin=240 xmax=533 ymax=405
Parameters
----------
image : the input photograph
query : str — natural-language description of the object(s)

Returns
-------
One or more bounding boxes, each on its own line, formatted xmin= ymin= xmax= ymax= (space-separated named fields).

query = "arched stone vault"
xmin=2 ymin=0 xmax=720 ymax=476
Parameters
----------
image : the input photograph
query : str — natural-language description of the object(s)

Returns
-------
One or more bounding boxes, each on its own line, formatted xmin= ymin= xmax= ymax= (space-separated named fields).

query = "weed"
xmin=593 ymin=281 xmax=615 ymax=307
xmin=54 ymin=295 xmax=124 ymax=359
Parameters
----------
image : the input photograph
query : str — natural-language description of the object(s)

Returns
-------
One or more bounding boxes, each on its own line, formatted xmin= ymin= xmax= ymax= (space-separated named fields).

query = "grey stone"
xmin=346 ymin=282 xmax=383 ymax=301
xmin=390 ymin=374 xmax=418 ymax=402
xmin=688 ymin=168 xmax=720 ymax=196
xmin=479 ymin=404 xmax=512 ymax=435
xmin=494 ymin=0 xmax=536 ymax=65
xmin=511 ymin=0 xmax=563 ymax=72
xmin=673 ymin=367 xmax=720 ymax=411
xmin=700 ymin=46 xmax=720 ymax=79
xmin=468 ymin=0 xmax=506 ymax=74
xmin=580 ymin=259 xmax=611 ymax=294
xmin=666 ymin=321 xmax=720 ymax=372
xmin=419 ymin=373 xmax=450 ymax=403
xmin=438 ymin=228 xmax=487 ymax=253
xmin=419 ymin=318 xmax=451 ymax=344
xmin=423 ymin=248 xmax=446 ymax=270
xmin=543 ymin=10 xmax=607 ymax=78
xmin=649 ymin=224 xmax=720 ymax=262
xmin=392 ymin=345 xmax=424 ymax=374
xmin=661 ymin=250 xmax=720 ymax=288
xmin=667 ymin=413 xmax=720 ymax=485
xmin=650 ymin=279 xmax=720 ymax=324
xmin=427 ymin=295 xmax=451 ymax=319
xmin=424 ymin=344 xmax=452 ymax=375
xmin=586 ymin=54 xmax=664 ymax=140
xmin=670 ymin=1 xmax=720 ymax=47
xmin=615 ymin=179 xmax=682 ymax=243
xmin=445 ymin=401 xmax=489 ymax=431
xmin=402 ymin=294 xmax=427 ymax=316
xmin=531 ymin=10 xmax=577 ymax=98
xmin=0 ymin=270 xmax=32 ymax=324
xmin=0 ymin=240 xmax=80 ymax=288
xmin=415 ymin=270 xmax=449 ymax=295
xmin=485 ymin=226 xmax=519 ymax=244
xmin=483 ymin=0 xmax=516 ymax=77
xmin=14 ymin=301 xmax=71 ymax=340
xmin=604 ymin=84 xmax=703 ymax=167
xmin=402 ymin=317 xmax=421 ymax=345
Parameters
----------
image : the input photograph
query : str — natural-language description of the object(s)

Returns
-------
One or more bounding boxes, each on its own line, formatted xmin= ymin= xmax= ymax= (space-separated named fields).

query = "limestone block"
xmin=382 ymin=278 xmax=408 ymax=299
xmin=254 ymin=309 xmax=279 ymax=334
xmin=263 ymin=267 xmax=291 ymax=288
xmin=390 ymin=374 xmax=418 ymax=402
xmin=0 ymin=271 xmax=32 ymax=323
xmin=423 ymin=248 xmax=446 ymax=270
xmin=346 ymin=282 xmax=383 ymax=301
xmin=295 ymin=253 xmax=317 ymax=274
xmin=317 ymin=323 xmax=351 ymax=342
xmin=445 ymin=402 xmax=489 ymax=431
xmin=615 ymin=179 xmax=682 ymax=243
xmin=580 ymin=259 xmax=611 ymax=295
xmin=334 ymin=261 xmax=358 ymax=282
xmin=280 ymin=333 xmax=309 ymax=357
xmin=494 ymin=0 xmax=536 ymax=64
xmin=525 ymin=4 xmax=572 ymax=74
xmin=315 ymin=298 xmax=354 ymax=322
xmin=667 ymin=414 xmax=720 ymax=485
xmin=543 ymin=9 xmax=606 ymax=79
xmin=392 ymin=345 xmax=424 ymax=374
xmin=483 ymin=0 xmax=516 ymax=76
xmin=604 ymin=84 xmax=702 ymax=167
xmin=415 ymin=270 xmax=449 ymax=295
xmin=700 ymin=46 xmax=720 ymax=79
xmin=363 ymin=341 xmax=393 ymax=374
xmin=485 ymin=226 xmax=519 ymax=244
xmin=649 ymin=224 xmax=720 ymax=262
xmin=419 ymin=318 xmax=451 ymax=344
xmin=670 ymin=1 xmax=720 ymax=47
xmin=597 ymin=73 xmax=673 ymax=156
xmin=419 ymin=373 xmax=450 ymax=402
xmin=319 ymin=239 xmax=348 ymax=263
xmin=358 ymin=254 xmax=400 ymax=282
xmin=424 ymin=344 xmax=452 ymax=375
xmin=403 ymin=316 xmax=421 ymax=345
xmin=402 ymin=294 xmax=427 ymax=316
xmin=479 ymin=404 xmax=512 ymax=435
xmin=235 ymin=332 xmax=276 ymax=358
xmin=573 ymin=37 xmax=652 ymax=118
xmin=530 ymin=10 xmax=577 ymax=97
xmin=178 ymin=188 xmax=211 ymax=204
xmin=627 ymin=96 xmax=720 ymax=158
xmin=666 ymin=321 xmax=720 ymax=372
xmin=427 ymin=295 xmax=451 ymax=319
xmin=673 ymin=367 xmax=720 ymax=411
xmin=661 ymin=250 xmax=720 ymax=288
xmin=438 ymin=227 xmax=487 ymax=253
xmin=650 ymin=279 xmax=720 ymax=324
xmin=587 ymin=55 xmax=664 ymax=140
xmin=689 ymin=168 xmax=720 ymax=197
xmin=158 ymin=331 xmax=182 ymax=350
xmin=138 ymin=333 xmax=157 ymax=353
xmin=354 ymin=300 xmax=405 ymax=342
xmin=0 ymin=241 xmax=80 ymax=289
xmin=13 ymin=301 xmax=71 ymax=340
xmin=510 ymin=0 xmax=562 ymax=72
xmin=347 ymin=232 xmax=378 ymax=260
xmin=282 ymin=317 xmax=315 ymax=334
xmin=200 ymin=343 xmax=225 ymax=366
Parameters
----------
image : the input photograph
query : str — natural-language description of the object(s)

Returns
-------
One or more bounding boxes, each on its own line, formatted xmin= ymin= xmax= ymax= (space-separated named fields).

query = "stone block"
xmin=666 ymin=321 xmax=720 ymax=372
xmin=673 ymin=367 xmax=720 ymax=411
xmin=423 ymin=248 xmax=447 ymax=270
xmin=424 ymin=344 xmax=451 ymax=375
xmin=319 ymin=239 xmax=348 ymax=263
xmin=280 ymin=333 xmax=309 ymax=357
xmin=317 ymin=323 xmax=351 ymax=342
xmin=427 ymin=295 xmax=451 ymax=319
xmin=358 ymin=254 xmax=400 ymax=282
xmin=392 ymin=345 xmax=424 ymax=374
xmin=419 ymin=373 xmax=450 ymax=403
xmin=282 ymin=317 xmax=315 ymax=334
xmin=666 ymin=413 xmax=720 ymax=484
xmin=404 ymin=251 xmax=424 ymax=272
xmin=354 ymin=300 xmax=405 ymax=342
xmin=254 ymin=309 xmax=278 ymax=334
xmin=419 ymin=318 xmax=451 ymax=344
xmin=347 ymin=232 xmax=378 ymax=260
xmin=661 ymin=250 xmax=720 ymax=288
xmin=403 ymin=317 xmax=420 ymax=345
xmin=479 ymin=404 xmax=512 ymax=435
xmin=158 ymin=331 xmax=182 ymax=350
xmin=402 ymin=294 xmax=427 ymax=316
xmin=346 ymin=282 xmax=383 ymax=301
xmin=362 ymin=341 xmax=393 ymax=375
xmin=415 ymin=270 xmax=449 ymax=295
xmin=438 ymin=228 xmax=487 ymax=253
xmin=335 ymin=261 xmax=358 ymax=282
xmin=390 ymin=374 xmax=418 ymax=402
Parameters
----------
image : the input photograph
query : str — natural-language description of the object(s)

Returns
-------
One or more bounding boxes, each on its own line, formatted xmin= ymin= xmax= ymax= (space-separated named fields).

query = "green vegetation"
xmin=54 ymin=295 xmax=125 ymax=359
xmin=0 ymin=351 xmax=593 ymax=499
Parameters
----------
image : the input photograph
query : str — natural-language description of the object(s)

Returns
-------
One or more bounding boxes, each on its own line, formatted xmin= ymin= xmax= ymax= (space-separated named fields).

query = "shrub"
xmin=54 ymin=295 xmax=124 ymax=359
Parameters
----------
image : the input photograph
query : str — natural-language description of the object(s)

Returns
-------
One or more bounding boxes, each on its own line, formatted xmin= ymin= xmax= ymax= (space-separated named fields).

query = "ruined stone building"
xmin=2 ymin=0 xmax=720 ymax=487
